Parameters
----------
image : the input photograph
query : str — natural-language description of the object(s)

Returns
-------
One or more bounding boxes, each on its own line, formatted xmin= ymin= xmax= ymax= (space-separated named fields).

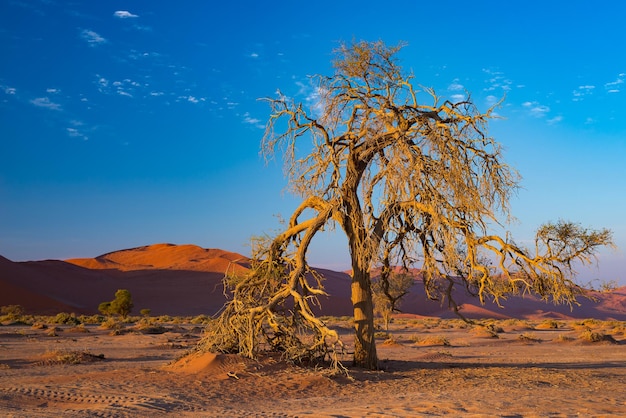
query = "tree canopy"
xmin=198 ymin=40 xmax=613 ymax=370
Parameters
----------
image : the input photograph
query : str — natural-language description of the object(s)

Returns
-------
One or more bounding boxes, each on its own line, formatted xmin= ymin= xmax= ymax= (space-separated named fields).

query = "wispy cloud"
xmin=482 ymin=68 xmax=513 ymax=92
xmin=113 ymin=10 xmax=138 ymax=19
xmin=67 ymin=127 xmax=88 ymax=140
xmin=80 ymin=29 xmax=106 ymax=46
xmin=604 ymin=74 xmax=624 ymax=93
xmin=177 ymin=95 xmax=206 ymax=104
xmin=46 ymin=88 xmax=60 ymax=94
xmin=2 ymin=85 xmax=16 ymax=95
xmin=572 ymin=85 xmax=595 ymax=101
xmin=243 ymin=112 xmax=264 ymax=129
xmin=547 ymin=115 xmax=563 ymax=125
xmin=448 ymin=79 xmax=464 ymax=91
xmin=522 ymin=101 xmax=550 ymax=118
xmin=30 ymin=97 xmax=62 ymax=111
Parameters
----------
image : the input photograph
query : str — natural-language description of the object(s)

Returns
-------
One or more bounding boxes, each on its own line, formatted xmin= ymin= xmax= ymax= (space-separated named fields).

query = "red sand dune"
xmin=1 ymin=244 xmax=626 ymax=320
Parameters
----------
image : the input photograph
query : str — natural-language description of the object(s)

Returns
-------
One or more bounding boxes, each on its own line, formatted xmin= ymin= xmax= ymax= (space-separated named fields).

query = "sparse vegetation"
xmin=578 ymin=329 xmax=617 ymax=343
xmin=1 ymin=305 xmax=24 ymax=321
xmin=518 ymin=332 xmax=541 ymax=343
xmin=535 ymin=320 xmax=560 ymax=330
xmin=37 ymin=349 xmax=105 ymax=366
xmin=52 ymin=312 xmax=81 ymax=325
xmin=411 ymin=335 xmax=451 ymax=346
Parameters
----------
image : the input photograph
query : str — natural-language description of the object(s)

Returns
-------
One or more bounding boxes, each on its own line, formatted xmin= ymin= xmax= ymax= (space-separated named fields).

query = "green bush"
xmin=52 ymin=312 xmax=81 ymax=325
xmin=98 ymin=289 xmax=134 ymax=318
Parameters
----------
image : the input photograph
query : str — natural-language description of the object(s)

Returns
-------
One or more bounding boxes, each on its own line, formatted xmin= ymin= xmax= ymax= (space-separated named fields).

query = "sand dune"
xmin=1 ymin=243 xmax=625 ymax=320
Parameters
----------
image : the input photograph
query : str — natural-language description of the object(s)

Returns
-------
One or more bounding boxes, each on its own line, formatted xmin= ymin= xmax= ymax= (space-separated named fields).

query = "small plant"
xmin=52 ymin=312 xmax=80 ymax=325
xmin=518 ymin=332 xmax=541 ymax=342
xmin=535 ymin=320 xmax=560 ymax=330
xmin=37 ymin=349 xmax=105 ymax=365
xmin=411 ymin=335 xmax=451 ymax=346
xmin=99 ymin=317 xmax=122 ymax=332
xmin=67 ymin=324 xmax=89 ymax=333
xmin=0 ymin=305 xmax=24 ymax=321
xmin=554 ymin=334 xmax=575 ymax=343
xmin=578 ymin=329 xmax=617 ymax=343
xmin=140 ymin=308 xmax=151 ymax=317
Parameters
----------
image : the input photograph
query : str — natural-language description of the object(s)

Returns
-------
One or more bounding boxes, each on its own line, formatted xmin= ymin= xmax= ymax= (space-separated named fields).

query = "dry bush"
xmin=535 ymin=320 xmax=561 ymax=330
xmin=470 ymin=325 xmax=500 ymax=338
xmin=67 ymin=324 xmax=89 ymax=333
xmin=578 ymin=329 xmax=618 ymax=343
xmin=37 ymin=349 xmax=105 ymax=366
xmin=411 ymin=335 xmax=451 ymax=346
xmin=518 ymin=332 xmax=541 ymax=343
xmin=45 ymin=326 xmax=61 ymax=337
xmin=554 ymin=334 xmax=575 ymax=343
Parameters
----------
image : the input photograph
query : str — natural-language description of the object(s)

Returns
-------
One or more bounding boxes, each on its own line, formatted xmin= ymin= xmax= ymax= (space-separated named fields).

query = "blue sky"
xmin=1 ymin=1 xmax=625 ymax=286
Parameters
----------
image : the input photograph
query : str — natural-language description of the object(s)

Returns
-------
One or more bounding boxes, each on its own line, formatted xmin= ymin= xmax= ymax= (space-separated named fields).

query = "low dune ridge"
xmin=67 ymin=243 xmax=249 ymax=273
xmin=1 ymin=243 xmax=626 ymax=320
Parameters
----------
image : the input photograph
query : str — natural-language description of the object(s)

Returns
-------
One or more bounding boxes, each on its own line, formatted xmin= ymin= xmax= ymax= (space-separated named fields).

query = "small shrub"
xmin=67 ymin=324 xmax=89 ymax=333
xmin=1 ymin=305 xmax=24 ymax=320
xmin=190 ymin=315 xmax=211 ymax=325
xmin=518 ymin=332 xmax=541 ymax=342
xmin=100 ymin=318 xmax=122 ymax=331
xmin=535 ymin=320 xmax=559 ymax=330
xmin=471 ymin=326 xmax=500 ymax=338
xmin=78 ymin=315 xmax=105 ymax=324
xmin=140 ymin=308 xmax=151 ymax=317
xmin=52 ymin=312 xmax=80 ymax=326
xmin=578 ymin=329 xmax=617 ymax=343
xmin=374 ymin=331 xmax=391 ymax=339
xmin=411 ymin=335 xmax=451 ymax=346
xmin=554 ymin=334 xmax=575 ymax=343
xmin=37 ymin=349 xmax=105 ymax=365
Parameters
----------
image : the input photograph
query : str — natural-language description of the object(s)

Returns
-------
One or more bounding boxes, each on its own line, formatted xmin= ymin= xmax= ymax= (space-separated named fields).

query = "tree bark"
xmin=351 ymin=265 xmax=378 ymax=369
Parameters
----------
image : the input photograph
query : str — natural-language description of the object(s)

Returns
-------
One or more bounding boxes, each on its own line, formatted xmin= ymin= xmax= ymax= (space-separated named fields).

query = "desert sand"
xmin=2 ymin=244 xmax=626 ymax=416
xmin=1 ymin=317 xmax=625 ymax=417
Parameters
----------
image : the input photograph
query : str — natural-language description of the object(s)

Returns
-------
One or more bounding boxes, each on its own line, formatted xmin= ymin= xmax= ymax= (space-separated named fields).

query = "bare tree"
xmin=372 ymin=267 xmax=414 ymax=331
xmin=198 ymin=40 xmax=613 ymax=370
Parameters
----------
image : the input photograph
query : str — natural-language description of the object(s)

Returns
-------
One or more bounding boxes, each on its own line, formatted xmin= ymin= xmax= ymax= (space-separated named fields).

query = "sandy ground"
xmin=1 ymin=318 xmax=625 ymax=417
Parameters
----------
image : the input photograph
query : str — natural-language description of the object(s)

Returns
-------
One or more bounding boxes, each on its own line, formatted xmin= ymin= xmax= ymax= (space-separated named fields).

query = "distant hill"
xmin=1 ymin=244 xmax=625 ymax=320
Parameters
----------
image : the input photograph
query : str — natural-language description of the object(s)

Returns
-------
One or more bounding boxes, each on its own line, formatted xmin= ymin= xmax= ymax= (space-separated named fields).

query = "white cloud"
xmin=46 ymin=88 xmax=60 ymax=94
xmin=67 ymin=127 xmax=88 ymax=140
xmin=81 ymin=29 xmax=106 ymax=46
xmin=30 ymin=97 xmax=62 ymax=111
xmin=448 ymin=80 xmax=464 ymax=91
xmin=604 ymin=75 xmax=624 ymax=93
xmin=250 ymin=53 xmax=259 ymax=58
xmin=522 ymin=101 xmax=550 ymax=117
xmin=547 ymin=115 xmax=563 ymax=125
xmin=449 ymin=93 xmax=465 ymax=103
xmin=113 ymin=10 xmax=139 ymax=18
xmin=243 ymin=112 xmax=264 ymax=129
xmin=572 ymin=85 xmax=595 ymax=101
xmin=482 ymin=68 xmax=513 ymax=92
xmin=485 ymin=95 xmax=499 ymax=106
xmin=187 ymin=96 xmax=199 ymax=103
xmin=3 ymin=86 xmax=16 ymax=95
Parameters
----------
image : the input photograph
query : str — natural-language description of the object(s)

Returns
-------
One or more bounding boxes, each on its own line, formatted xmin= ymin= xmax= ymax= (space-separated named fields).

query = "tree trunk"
xmin=351 ymin=266 xmax=378 ymax=369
